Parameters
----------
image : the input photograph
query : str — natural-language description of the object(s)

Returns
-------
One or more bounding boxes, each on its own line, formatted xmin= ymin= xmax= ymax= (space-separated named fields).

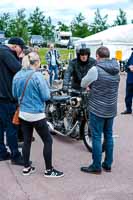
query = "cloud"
xmin=0 ymin=0 xmax=132 ymax=25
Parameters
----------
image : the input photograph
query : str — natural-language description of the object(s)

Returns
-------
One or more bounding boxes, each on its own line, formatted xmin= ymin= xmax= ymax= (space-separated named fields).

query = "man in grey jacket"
xmin=80 ymin=46 xmax=120 ymax=174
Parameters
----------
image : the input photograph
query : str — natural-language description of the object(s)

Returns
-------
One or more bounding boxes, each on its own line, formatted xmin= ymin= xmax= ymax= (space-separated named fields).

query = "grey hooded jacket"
xmin=81 ymin=59 xmax=120 ymax=118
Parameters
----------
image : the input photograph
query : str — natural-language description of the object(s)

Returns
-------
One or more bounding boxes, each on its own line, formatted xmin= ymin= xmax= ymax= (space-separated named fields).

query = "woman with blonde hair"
xmin=12 ymin=52 xmax=64 ymax=178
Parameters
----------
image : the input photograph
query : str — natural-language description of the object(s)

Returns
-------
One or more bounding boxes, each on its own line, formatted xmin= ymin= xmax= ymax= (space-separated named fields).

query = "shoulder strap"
xmin=19 ymin=71 xmax=35 ymax=105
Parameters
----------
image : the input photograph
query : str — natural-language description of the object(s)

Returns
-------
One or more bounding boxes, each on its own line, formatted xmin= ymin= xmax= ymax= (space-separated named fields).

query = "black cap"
xmin=8 ymin=37 xmax=27 ymax=50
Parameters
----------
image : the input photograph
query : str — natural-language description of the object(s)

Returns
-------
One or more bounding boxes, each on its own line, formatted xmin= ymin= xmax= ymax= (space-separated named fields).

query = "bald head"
xmin=49 ymin=43 xmax=54 ymax=49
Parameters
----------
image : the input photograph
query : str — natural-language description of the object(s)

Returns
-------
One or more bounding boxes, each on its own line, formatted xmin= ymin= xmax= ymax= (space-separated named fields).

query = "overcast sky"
xmin=0 ymin=0 xmax=133 ymax=25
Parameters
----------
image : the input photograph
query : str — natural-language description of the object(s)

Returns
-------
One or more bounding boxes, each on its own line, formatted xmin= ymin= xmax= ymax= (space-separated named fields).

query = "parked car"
xmin=0 ymin=37 xmax=7 ymax=45
xmin=29 ymin=35 xmax=44 ymax=47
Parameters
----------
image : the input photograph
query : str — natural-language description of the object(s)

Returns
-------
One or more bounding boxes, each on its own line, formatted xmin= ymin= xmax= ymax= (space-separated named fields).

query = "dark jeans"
xmin=49 ymin=65 xmax=58 ymax=86
xmin=21 ymin=118 xmax=53 ymax=169
xmin=89 ymin=112 xmax=114 ymax=169
xmin=0 ymin=103 xmax=21 ymax=159
xmin=125 ymin=83 xmax=133 ymax=112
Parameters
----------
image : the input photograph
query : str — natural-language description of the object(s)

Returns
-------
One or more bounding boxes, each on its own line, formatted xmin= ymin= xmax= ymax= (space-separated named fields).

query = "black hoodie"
xmin=0 ymin=45 xmax=21 ymax=103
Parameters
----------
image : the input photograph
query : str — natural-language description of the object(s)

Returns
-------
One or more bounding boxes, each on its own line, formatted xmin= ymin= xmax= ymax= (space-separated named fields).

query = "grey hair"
xmin=22 ymin=52 xmax=40 ymax=68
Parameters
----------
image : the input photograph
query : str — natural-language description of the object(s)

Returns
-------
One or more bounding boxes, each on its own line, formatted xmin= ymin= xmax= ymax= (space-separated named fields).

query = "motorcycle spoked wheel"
xmin=82 ymin=121 xmax=105 ymax=153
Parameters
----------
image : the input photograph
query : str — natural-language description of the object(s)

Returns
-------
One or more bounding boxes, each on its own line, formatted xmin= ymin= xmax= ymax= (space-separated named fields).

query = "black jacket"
xmin=125 ymin=52 xmax=133 ymax=84
xmin=63 ymin=57 xmax=96 ymax=89
xmin=0 ymin=45 xmax=21 ymax=103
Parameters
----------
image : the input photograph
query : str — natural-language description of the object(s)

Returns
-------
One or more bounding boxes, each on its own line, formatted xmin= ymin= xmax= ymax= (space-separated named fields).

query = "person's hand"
xmin=129 ymin=65 xmax=133 ymax=72
xmin=62 ymin=85 xmax=68 ymax=93
xmin=86 ymin=85 xmax=90 ymax=92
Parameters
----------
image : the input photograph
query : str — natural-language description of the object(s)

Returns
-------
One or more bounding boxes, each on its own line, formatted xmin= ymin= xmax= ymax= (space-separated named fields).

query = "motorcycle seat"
xmin=52 ymin=95 xmax=71 ymax=102
xmin=50 ymin=88 xmax=61 ymax=93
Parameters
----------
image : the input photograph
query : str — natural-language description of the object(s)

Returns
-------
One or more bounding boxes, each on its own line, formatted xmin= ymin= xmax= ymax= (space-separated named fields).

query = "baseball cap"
xmin=8 ymin=37 xmax=27 ymax=50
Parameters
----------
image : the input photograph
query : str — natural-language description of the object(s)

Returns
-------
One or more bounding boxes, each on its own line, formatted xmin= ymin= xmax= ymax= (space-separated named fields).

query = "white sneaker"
xmin=22 ymin=166 xmax=36 ymax=176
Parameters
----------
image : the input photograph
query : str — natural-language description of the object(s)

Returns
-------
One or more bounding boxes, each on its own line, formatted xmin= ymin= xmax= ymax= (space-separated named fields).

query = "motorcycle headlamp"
xmin=70 ymin=97 xmax=81 ymax=108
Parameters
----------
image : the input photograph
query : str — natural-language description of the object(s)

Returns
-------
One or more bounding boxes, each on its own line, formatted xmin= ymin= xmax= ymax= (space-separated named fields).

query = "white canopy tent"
xmin=74 ymin=24 xmax=133 ymax=60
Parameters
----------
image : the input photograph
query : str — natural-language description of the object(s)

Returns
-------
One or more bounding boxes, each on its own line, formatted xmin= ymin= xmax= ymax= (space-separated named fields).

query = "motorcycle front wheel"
xmin=82 ymin=121 xmax=92 ymax=152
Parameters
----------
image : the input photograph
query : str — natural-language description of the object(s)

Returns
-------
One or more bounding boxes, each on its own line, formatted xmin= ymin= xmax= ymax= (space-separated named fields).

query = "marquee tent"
xmin=74 ymin=24 xmax=133 ymax=60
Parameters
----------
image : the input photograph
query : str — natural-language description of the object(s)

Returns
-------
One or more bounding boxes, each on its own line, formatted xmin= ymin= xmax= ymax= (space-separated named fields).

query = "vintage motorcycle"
xmin=46 ymin=88 xmax=93 ymax=152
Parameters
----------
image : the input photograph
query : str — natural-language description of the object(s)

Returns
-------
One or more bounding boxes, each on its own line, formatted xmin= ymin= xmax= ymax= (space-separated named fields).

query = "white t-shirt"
xmin=50 ymin=50 xmax=56 ymax=66
xmin=19 ymin=111 xmax=46 ymax=122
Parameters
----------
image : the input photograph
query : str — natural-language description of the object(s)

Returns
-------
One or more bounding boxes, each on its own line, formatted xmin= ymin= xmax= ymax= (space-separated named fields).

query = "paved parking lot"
xmin=0 ymin=74 xmax=133 ymax=200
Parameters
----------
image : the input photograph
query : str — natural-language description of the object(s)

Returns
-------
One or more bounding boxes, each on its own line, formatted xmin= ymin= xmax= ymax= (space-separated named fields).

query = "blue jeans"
xmin=0 ymin=103 xmax=21 ymax=159
xmin=89 ymin=112 xmax=114 ymax=169
xmin=49 ymin=65 xmax=58 ymax=86
xmin=125 ymin=83 xmax=133 ymax=112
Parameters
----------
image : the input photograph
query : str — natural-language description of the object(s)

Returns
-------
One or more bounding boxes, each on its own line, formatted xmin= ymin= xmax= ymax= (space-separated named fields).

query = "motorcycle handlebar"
xmin=63 ymin=88 xmax=88 ymax=95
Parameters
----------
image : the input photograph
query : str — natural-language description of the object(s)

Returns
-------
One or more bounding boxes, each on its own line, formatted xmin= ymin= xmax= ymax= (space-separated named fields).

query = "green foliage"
xmin=39 ymin=48 xmax=75 ymax=65
xmin=0 ymin=7 xmax=131 ymax=45
xmin=29 ymin=7 xmax=55 ymax=42
xmin=113 ymin=8 xmax=127 ymax=26
xmin=71 ymin=13 xmax=90 ymax=38
xmin=0 ymin=13 xmax=10 ymax=36
xmin=8 ymin=9 xmax=29 ymax=42
xmin=43 ymin=16 xmax=55 ymax=41
xmin=89 ymin=8 xmax=108 ymax=34
xmin=57 ymin=21 xmax=70 ymax=31
xmin=28 ymin=7 xmax=45 ymax=35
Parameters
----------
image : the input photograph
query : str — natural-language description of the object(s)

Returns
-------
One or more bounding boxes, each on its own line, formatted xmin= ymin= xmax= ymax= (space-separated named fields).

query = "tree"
xmin=71 ymin=13 xmax=90 ymax=37
xmin=89 ymin=8 xmax=108 ymax=34
xmin=8 ymin=9 xmax=29 ymax=41
xmin=57 ymin=21 xmax=70 ymax=31
xmin=28 ymin=7 xmax=45 ymax=35
xmin=0 ymin=13 xmax=10 ymax=35
xmin=43 ymin=16 xmax=55 ymax=41
xmin=113 ymin=8 xmax=127 ymax=26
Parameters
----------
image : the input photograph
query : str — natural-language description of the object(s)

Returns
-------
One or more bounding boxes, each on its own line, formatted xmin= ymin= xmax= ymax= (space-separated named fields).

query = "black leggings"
xmin=21 ymin=118 xmax=53 ymax=169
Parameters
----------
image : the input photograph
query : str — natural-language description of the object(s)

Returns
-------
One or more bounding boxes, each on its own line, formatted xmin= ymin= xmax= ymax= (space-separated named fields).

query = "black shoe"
xmin=80 ymin=165 xmax=101 ymax=174
xmin=121 ymin=110 xmax=132 ymax=114
xmin=0 ymin=152 xmax=11 ymax=161
xmin=102 ymin=163 xmax=111 ymax=172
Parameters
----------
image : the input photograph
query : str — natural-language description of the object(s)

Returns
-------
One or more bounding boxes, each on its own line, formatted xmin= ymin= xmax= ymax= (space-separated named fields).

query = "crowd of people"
xmin=0 ymin=36 xmax=132 ymax=178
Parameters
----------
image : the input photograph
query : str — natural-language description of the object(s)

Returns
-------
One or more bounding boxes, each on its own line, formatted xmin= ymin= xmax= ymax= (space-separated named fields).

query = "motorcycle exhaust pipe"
xmin=47 ymin=121 xmax=65 ymax=136
xmin=47 ymin=121 xmax=79 ymax=137
xmin=65 ymin=121 xmax=79 ymax=136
